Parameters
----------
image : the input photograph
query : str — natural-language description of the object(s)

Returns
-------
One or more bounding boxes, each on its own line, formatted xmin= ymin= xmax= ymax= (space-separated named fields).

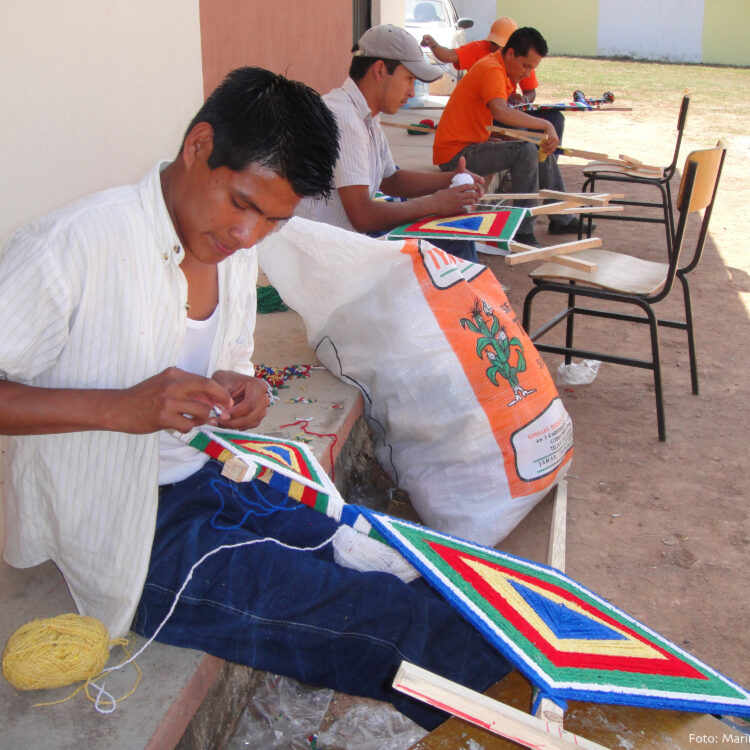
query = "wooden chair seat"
xmin=529 ymin=249 xmax=669 ymax=296
xmin=584 ymin=161 xmax=666 ymax=179
xmin=523 ymin=145 xmax=726 ymax=441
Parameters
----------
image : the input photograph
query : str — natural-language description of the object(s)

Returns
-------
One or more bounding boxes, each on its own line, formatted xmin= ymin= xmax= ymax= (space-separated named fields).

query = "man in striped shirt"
xmin=296 ymin=24 xmax=484 ymax=261
xmin=0 ymin=66 xmax=510 ymax=728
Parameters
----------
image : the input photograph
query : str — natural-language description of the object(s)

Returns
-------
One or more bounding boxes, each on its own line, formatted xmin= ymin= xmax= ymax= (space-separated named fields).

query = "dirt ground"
xmin=306 ymin=97 xmax=750 ymax=747
xmin=388 ymin=100 xmax=750 ymax=713
xmin=487 ymin=108 xmax=750 ymax=700
xmin=224 ymin=83 xmax=750 ymax=746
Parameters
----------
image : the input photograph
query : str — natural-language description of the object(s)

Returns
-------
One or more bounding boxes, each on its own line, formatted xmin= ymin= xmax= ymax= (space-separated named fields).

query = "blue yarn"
xmin=208 ymin=478 xmax=299 ymax=530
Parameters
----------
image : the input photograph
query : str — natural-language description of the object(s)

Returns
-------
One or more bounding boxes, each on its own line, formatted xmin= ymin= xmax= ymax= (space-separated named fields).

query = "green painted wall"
xmin=703 ymin=0 xmax=750 ymax=67
xmin=496 ymin=0 xmax=599 ymax=56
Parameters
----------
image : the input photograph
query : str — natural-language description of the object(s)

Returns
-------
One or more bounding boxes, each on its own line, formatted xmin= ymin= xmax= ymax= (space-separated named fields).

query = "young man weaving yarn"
xmin=295 ymin=24 xmax=484 ymax=261
xmin=0 ymin=66 xmax=510 ymax=728
xmin=433 ymin=27 xmax=586 ymax=246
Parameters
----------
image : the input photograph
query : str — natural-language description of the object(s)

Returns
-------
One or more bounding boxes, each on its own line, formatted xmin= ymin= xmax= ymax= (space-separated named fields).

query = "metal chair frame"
xmin=523 ymin=146 xmax=725 ymax=441
xmin=578 ymin=95 xmax=691 ymax=260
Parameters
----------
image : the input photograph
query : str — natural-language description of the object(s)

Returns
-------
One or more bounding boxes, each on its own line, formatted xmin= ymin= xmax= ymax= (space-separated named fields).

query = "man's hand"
xmin=431 ymin=183 xmax=479 ymax=215
xmin=421 ymin=34 xmax=437 ymax=49
xmin=451 ymin=156 xmax=485 ymax=196
xmin=211 ymin=370 xmax=270 ymax=430
xmin=539 ymin=122 xmax=559 ymax=155
xmin=115 ymin=367 xmax=233 ymax=434
xmin=507 ymin=91 xmax=524 ymax=106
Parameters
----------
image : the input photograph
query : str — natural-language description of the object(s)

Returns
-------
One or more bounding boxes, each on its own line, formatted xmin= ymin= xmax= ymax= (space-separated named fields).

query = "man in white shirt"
xmin=0 ymin=66 xmax=510 ymax=729
xmin=296 ymin=24 xmax=484 ymax=261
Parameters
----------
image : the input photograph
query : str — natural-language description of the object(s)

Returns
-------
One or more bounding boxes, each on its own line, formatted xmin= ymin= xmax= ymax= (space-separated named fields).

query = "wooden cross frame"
xmin=477 ymin=190 xmax=625 ymax=272
xmin=486 ymin=125 xmax=662 ymax=173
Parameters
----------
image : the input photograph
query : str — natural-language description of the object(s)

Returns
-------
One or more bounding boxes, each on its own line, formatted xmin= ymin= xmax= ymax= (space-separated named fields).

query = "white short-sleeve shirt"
xmin=295 ymin=78 xmax=396 ymax=231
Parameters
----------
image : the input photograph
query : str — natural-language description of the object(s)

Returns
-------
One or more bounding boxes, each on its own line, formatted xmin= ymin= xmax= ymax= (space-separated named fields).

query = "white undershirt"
xmin=158 ymin=306 xmax=220 ymax=484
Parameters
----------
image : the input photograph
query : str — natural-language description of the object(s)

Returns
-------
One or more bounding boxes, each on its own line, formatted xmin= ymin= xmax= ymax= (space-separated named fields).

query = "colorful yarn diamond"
xmin=359 ymin=509 xmax=750 ymax=718
xmin=385 ymin=208 xmax=528 ymax=250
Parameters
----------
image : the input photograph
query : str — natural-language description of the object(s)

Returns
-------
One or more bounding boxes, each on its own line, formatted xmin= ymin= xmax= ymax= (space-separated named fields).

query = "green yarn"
xmin=257 ymin=285 xmax=288 ymax=314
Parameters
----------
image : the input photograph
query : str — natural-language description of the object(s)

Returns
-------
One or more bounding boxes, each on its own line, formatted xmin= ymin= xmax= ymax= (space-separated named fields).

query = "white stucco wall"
xmin=598 ymin=0 xmax=705 ymax=62
xmin=0 ymin=0 xmax=203 ymax=246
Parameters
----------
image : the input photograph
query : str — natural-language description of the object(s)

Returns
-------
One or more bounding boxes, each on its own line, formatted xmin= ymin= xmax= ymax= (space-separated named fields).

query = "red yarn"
xmin=279 ymin=420 xmax=338 ymax=480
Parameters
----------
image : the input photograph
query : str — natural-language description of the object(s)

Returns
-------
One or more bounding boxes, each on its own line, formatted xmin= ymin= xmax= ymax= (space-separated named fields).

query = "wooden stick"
xmin=538 ymin=189 xmax=611 ymax=206
xmin=529 ymin=201 xmax=578 ymax=216
xmin=381 ymin=120 xmax=435 ymax=133
xmin=487 ymin=125 xmax=667 ymax=168
xmin=586 ymin=160 xmax=662 ymax=175
xmin=542 ymin=204 xmax=624 ymax=216
xmin=392 ymin=662 xmax=608 ymax=750
xmin=483 ymin=192 xmax=624 ymax=202
xmin=482 ymin=192 xmax=543 ymax=200
xmin=548 ymin=478 xmax=568 ymax=572
xmin=487 ymin=125 xmax=544 ymax=143
xmin=506 ymin=237 xmax=601 ymax=267
xmin=534 ymin=478 xmax=570 ymax=726
xmin=544 ymin=254 xmax=598 ymax=272
xmin=530 ymin=203 xmax=624 ymax=217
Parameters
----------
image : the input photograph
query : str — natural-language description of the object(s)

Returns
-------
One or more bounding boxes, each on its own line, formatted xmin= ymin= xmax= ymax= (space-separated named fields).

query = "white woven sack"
xmin=258 ymin=218 xmax=573 ymax=545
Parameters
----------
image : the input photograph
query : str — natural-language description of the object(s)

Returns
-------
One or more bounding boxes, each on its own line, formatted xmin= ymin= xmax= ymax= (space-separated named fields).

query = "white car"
xmin=404 ymin=0 xmax=474 ymax=95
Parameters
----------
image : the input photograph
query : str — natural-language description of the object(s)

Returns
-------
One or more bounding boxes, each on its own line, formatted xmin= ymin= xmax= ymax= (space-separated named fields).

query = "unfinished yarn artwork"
xmin=360 ymin=510 xmax=750 ymax=719
xmin=178 ymin=427 xmax=373 ymax=535
xmin=386 ymin=208 xmax=528 ymax=250
xmin=179 ymin=427 xmax=750 ymax=719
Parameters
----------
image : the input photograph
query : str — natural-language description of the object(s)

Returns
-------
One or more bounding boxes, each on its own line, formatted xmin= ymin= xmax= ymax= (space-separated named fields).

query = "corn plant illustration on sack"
xmin=259 ymin=218 xmax=573 ymax=545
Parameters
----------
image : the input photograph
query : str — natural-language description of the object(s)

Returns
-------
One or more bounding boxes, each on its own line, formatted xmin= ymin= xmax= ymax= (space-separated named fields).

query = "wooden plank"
xmin=393 ymin=662 xmax=609 ymax=750
xmin=506 ymin=237 xmax=602 ymax=266
xmin=482 ymin=192 xmax=544 ymax=200
xmin=529 ymin=202 xmax=625 ymax=217
xmin=482 ymin=192 xmax=624 ymax=203
xmin=409 ymin=670 xmax=749 ymax=750
xmin=539 ymin=205 xmax=624 ymax=216
xmin=529 ymin=201 xmax=576 ymax=216
xmin=538 ymin=189 xmax=610 ymax=206
xmin=381 ymin=120 xmax=435 ymax=134
xmin=534 ymin=478 xmax=569 ymax=727
xmin=586 ymin=160 xmax=663 ymax=176
xmin=546 ymin=254 xmax=598 ymax=273
xmin=486 ymin=125 xmax=544 ymax=143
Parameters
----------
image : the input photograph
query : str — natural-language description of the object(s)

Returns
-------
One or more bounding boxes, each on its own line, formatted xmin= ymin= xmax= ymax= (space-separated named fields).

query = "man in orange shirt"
xmin=433 ymin=27 xmax=582 ymax=245
xmin=422 ymin=17 xmax=564 ymax=141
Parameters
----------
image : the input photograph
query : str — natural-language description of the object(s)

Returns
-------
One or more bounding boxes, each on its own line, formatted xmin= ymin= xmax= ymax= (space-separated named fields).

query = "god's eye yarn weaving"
xmin=386 ymin=209 xmax=528 ymax=250
xmin=360 ymin=510 xmax=750 ymax=718
xmin=180 ymin=427 xmax=339 ymax=518
xmin=178 ymin=428 xmax=376 ymax=537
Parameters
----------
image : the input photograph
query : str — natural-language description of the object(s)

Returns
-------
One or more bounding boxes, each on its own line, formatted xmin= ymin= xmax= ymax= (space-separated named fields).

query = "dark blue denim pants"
xmin=133 ymin=460 xmax=511 ymax=729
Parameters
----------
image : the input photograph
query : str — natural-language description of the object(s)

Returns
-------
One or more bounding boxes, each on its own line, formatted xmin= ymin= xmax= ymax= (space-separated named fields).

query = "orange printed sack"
xmin=260 ymin=219 xmax=573 ymax=544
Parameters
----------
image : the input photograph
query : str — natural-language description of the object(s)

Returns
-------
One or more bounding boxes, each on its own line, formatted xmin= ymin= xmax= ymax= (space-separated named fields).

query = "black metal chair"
xmin=523 ymin=145 xmax=726 ymax=441
xmin=579 ymin=94 xmax=691 ymax=260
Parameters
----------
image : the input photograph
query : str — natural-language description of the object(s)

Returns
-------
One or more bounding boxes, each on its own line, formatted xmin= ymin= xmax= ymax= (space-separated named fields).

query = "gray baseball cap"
xmin=354 ymin=24 xmax=443 ymax=82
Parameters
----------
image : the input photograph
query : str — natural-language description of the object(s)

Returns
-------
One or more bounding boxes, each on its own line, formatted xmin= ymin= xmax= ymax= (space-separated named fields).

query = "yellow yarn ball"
xmin=2 ymin=614 xmax=111 ymax=691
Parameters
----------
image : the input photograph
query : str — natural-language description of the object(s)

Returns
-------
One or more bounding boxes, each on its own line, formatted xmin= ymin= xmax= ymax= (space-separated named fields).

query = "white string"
xmin=90 ymin=682 xmax=117 ymax=714
xmin=95 ymin=531 xmax=338 ymax=713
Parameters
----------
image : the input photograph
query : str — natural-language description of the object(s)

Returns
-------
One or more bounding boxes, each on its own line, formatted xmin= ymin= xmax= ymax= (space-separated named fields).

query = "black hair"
xmin=183 ymin=67 xmax=339 ymax=199
xmin=348 ymin=55 xmax=401 ymax=81
xmin=503 ymin=27 xmax=548 ymax=58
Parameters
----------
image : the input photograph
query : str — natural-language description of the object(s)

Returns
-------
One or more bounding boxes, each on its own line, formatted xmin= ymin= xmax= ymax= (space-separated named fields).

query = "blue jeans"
xmin=133 ymin=461 xmax=511 ymax=729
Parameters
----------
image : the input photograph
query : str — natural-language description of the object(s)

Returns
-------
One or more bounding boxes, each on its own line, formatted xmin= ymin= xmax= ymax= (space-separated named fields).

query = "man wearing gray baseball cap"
xmin=356 ymin=23 xmax=444 ymax=83
xmin=296 ymin=24 xmax=483 ymax=261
